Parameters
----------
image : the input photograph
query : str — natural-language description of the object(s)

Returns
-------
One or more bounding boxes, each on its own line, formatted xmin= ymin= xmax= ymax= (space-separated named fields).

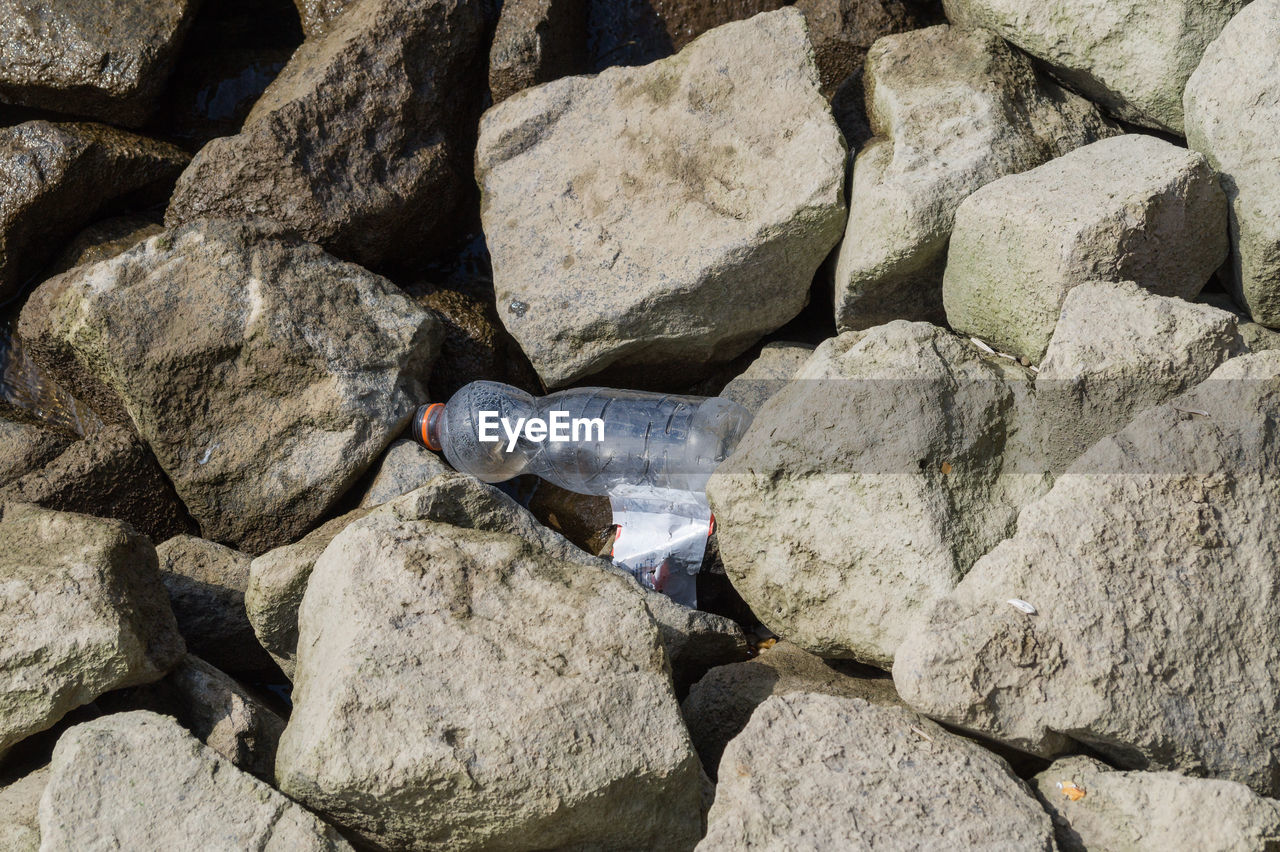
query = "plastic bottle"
xmin=412 ymin=380 xmax=752 ymax=496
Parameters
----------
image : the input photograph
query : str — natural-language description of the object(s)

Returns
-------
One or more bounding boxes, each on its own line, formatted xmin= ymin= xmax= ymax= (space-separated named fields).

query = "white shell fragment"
xmin=1007 ymin=599 xmax=1038 ymax=615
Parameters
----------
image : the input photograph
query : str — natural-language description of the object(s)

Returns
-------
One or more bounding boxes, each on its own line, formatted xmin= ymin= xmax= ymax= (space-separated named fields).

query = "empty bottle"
xmin=412 ymin=380 xmax=752 ymax=496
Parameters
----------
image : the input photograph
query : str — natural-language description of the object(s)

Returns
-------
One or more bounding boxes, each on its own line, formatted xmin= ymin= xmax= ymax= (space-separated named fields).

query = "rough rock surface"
xmin=416 ymin=285 xmax=542 ymax=400
xmin=96 ymin=655 xmax=286 ymax=781
xmin=0 ymin=403 xmax=73 ymax=488
xmin=941 ymin=0 xmax=1248 ymax=133
xmin=356 ymin=439 xmax=452 ymax=508
xmin=895 ymin=352 xmax=1280 ymax=794
xmin=585 ymin=0 xmax=788 ymax=70
xmin=834 ymin=25 xmax=1119 ymax=332
xmin=1029 ymin=280 xmax=1244 ymax=473
xmin=46 ymin=215 xmax=163 ymax=277
xmin=22 ymin=220 xmax=441 ymax=554
xmin=700 ymin=693 xmax=1057 ymax=850
xmin=40 ymin=711 xmax=350 ymax=850
xmin=0 ymin=766 xmax=46 ymax=852
xmin=0 ymin=121 xmax=187 ymax=300
xmin=489 ymin=0 xmax=588 ymax=104
xmin=0 ymin=424 xmax=196 ymax=543
xmin=0 ymin=0 xmax=200 ymax=125
xmin=707 ymin=322 xmax=1040 ymax=667
xmin=1034 ymin=755 xmax=1280 ymax=852
xmin=477 ymin=9 xmax=847 ymax=387
xmin=0 ymin=504 xmax=184 ymax=755
xmin=682 ymin=642 xmax=901 ymax=778
xmin=275 ymin=516 xmax=704 ymax=851
xmin=943 ymin=134 xmax=1228 ymax=362
xmin=795 ymin=0 xmax=940 ymax=97
xmin=166 ymin=0 xmax=488 ymax=270
xmin=155 ymin=536 xmax=277 ymax=677
xmin=293 ymin=0 xmax=354 ymax=37
xmin=1185 ymin=0 xmax=1280 ymax=328
xmin=719 ymin=341 xmax=814 ymax=414
xmin=1201 ymin=290 xmax=1280 ymax=353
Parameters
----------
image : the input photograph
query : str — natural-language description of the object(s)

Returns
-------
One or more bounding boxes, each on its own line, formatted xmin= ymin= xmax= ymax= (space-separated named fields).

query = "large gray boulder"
xmin=166 ymin=0 xmax=487 ymax=270
xmin=356 ymin=438 xmax=452 ymax=508
xmin=834 ymin=25 xmax=1117 ymax=332
xmin=0 ymin=504 xmax=184 ymax=755
xmin=21 ymin=220 xmax=441 ymax=554
xmin=476 ymin=8 xmax=847 ymax=387
xmin=895 ymin=352 xmax=1280 ymax=794
xmin=941 ymin=0 xmax=1249 ymax=134
xmin=0 ymin=403 xmax=73 ymax=488
xmin=682 ymin=642 xmax=901 ymax=778
xmin=1029 ymin=280 xmax=1244 ymax=473
xmin=275 ymin=515 xmax=705 ymax=850
xmin=718 ymin=341 xmax=815 ymax=415
xmin=1185 ymin=0 xmax=1280 ymax=328
xmin=699 ymin=693 xmax=1057 ymax=850
xmin=707 ymin=322 xmax=1041 ymax=667
xmin=0 ymin=0 xmax=199 ymax=125
xmin=943 ymin=134 xmax=1228 ymax=362
xmin=0 ymin=121 xmax=187 ymax=300
xmin=1034 ymin=755 xmax=1280 ymax=852
xmin=40 ymin=711 xmax=350 ymax=850
xmin=155 ymin=536 xmax=277 ymax=677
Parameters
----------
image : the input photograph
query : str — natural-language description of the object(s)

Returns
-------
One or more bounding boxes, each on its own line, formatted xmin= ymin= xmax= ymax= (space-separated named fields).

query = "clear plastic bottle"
xmin=412 ymin=380 xmax=753 ymax=495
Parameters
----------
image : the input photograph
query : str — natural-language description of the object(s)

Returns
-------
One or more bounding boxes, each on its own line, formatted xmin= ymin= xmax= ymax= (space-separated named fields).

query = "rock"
xmin=0 ymin=402 xmax=73 ymax=488
xmin=795 ymin=0 xmax=940 ymax=97
xmin=943 ymin=134 xmax=1228 ymax=362
xmin=833 ymin=25 xmax=1119 ymax=332
xmin=585 ymin=0 xmax=788 ymax=70
xmin=0 ymin=424 xmax=197 ymax=543
xmin=0 ymin=0 xmax=200 ymax=125
xmin=356 ymin=439 xmax=452 ymax=508
xmin=275 ymin=516 xmax=704 ymax=851
xmin=45 ymin=215 xmax=163 ymax=277
xmin=155 ymin=536 xmax=278 ymax=678
xmin=489 ymin=0 xmax=588 ymax=104
xmin=245 ymin=508 xmax=375 ymax=680
xmin=719 ymin=341 xmax=814 ymax=414
xmin=1200 ymin=290 xmax=1280 ymax=353
xmin=0 ymin=766 xmax=46 ymax=852
xmin=477 ymin=8 xmax=848 ymax=387
xmin=525 ymin=479 xmax=616 ymax=555
xmin=166 ymin=0 xmax=488 ymax=271
xmin=0 ymin=504 xmax=184 ymax=755
xmin=294 ymin=0 xmax=354 ymax=38
xmin=894 ymin=352 xmax=1280 ymax=794
xmin=95 ymin=655 xmax=286 ymax=781
xmin=1030 ymin=280 xmax=1244 ymax=473
xmin=40 ymin=711 xmax=350 ymax=850
xmin=417 ymin=285 xmax=541 ymax=401
xmin=21 ymin=220 xmax=442 ymax=554
xmin=707 ymin=322 xmax=1040 ymax=667
xmin=941 ymin=0 xmax=1248 ymax=134
xmin=0 ymin=121 xmax=187 ymax=301
xmin=646 ymin=594 xmax=751 ymax=697
xmin=682 ymin=642 xmax=900 ymax=778
xmin=699 ymin=693 xmax=1057 ymax=850
xmin=1034 ymin=755 xmax=1280 ymax=852
xmin=1185 ymin=0 xmax=1280 ymax=328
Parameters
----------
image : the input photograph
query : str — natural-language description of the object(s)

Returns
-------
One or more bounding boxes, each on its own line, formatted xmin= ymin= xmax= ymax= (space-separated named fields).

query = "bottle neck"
xmin=414 ymin=403 xmax=446 ymax=451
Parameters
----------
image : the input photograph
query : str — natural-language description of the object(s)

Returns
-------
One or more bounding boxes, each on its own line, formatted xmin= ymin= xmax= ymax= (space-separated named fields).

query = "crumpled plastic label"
xmin=608 ymin=486 xmax=712 ymax=608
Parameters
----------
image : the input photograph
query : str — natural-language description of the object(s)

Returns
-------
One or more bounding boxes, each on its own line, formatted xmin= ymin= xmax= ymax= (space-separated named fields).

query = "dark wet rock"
xmin=95 ymin=654 xmax=286 ymax=781
xmin=155 ymin=536 xmax=279 ymax=678
xmin=0 ymin=401 xmax=74 ymax=488
xmin=0 ymin=121 xmax=187 ymax=301
xmin=293 ymin=0 xmax=355 ymax=38
xmin=795 ymin=0 xmax=942 ymax=97
xmin=0 ymin=425 xmax=197 ymax=543
xmin=166 ymin=0 xmax=489 ymax=271
xmin=526 ymin=479 xmax=615 ymax=556
xmin=682 ymin=642 xmax=901 ymax=778
xmin=490 ymin=0 xmax=588 ymax=104
xmin=0 ymin=0 xmax=201 ymax=126
xmin=21 ymin=220 xmax=441 ymax=554
xmin=46 ymin=215 xmax=163 ymax=277
xmin=417 ymin=285 xmax=542 ymax=401
xmin=586 ymin=0 xmax=788 ymax=71
xmin=0 ymin=503 xmax=185 ymax=756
